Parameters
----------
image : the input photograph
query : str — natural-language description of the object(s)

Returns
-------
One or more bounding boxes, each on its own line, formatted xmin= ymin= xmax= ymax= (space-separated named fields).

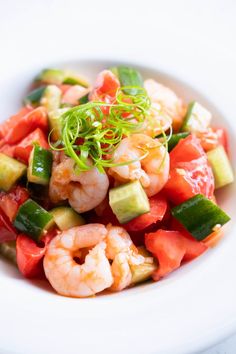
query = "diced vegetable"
xmin=0 ymin=153 xmax=27 ymax=191
xmin=181 ymin=101 xmax=212 ymax=133
xmin=0 ymin=107 xmax=48 ymax=144
xmin=207 ymin=145 xmax=234 ymax=188
xmin=50 ymin=207 xmax=85 ymax=231
xmin=112 ymin=66 xmax=143 ymax=95
xmin=167 ymin=132 xmax=190 ymax=151
xmin=0 ymin=241 xmax=16 ymax=263
xmin=78 ymin=93 xmax=89 ymax=104
xmin=36 ymin=69 xmax=65 ymax=85
xmin=23 ymin=86 xmax=46 ymax=106
xmin=164 ymin=134 xmax=214 ymax=204
xmin=16 ymin=230 xmax=56 ymax=278
xmin=171 ymin=194 xmax=230 ymax=241
xmin=14 ymin=199 xmax=54 ymax=242
xmin=40 ymin=85 xmax=61 ymax=112
xmin=0 ymin=143 xmax=15 ymax=158
xmin=0 ymin=107 xmax=32 ymax=140
xmin=145 ymin=229 xmax=207 ymax=280
xmin=109 ymin=181 xmax=150 ymax=224
xmin=0 ymin=209 xmax=18 ymax=243
xmin=0 ymin=186 xmax=29 ymax=222
xmin=124 ymin=193 xmax=167 ymax=232
xmin=130 ymin=247 xmax=157 ymax=285
xmin=48 ymin=108 xmax=68 ymax=141
xmin=89 ymin=70 xmax=120 ymax=114
xmin=27 ymin=145 xmax=52 ymax=185
xmin=62 ymin=71 xmax=89 ymax=88
xmin=14 ymin=128 xmax=49 ymax=164
xmin=37 ymin=68 xmax=89 ymax=88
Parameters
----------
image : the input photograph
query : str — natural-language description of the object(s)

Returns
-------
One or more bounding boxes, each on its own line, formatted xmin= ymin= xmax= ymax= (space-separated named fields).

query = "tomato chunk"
xmin=0 ymin=143 xmax=15 ymax=158
xmin=0 ymin=209 xmax=18 ymax=243
xmin=0 ymin=107 xmax=48 ymax=144
xmin=16 ymin=229 xmax=57 ymax=278
xmin=0 ymin=107 xmax=33 ymax=140
xmin=14 ymin=128 xmax=49 ymax=163
xmin=124 ymin=193 xmax=168 ymax=232
xmin=0 ymin=186 xmax=29 ymax=222
xmin=145 ymin=229 xmax=207 ymax=280
xmin=164 ymin=134 xmax=214 ymax=204
xmin=89 ymin=70 xmax=120 ymax=114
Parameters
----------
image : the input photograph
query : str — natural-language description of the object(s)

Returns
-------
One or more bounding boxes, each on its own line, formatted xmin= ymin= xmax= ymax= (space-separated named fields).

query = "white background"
xmin=0 ymin=1 xmax=236 ymax=353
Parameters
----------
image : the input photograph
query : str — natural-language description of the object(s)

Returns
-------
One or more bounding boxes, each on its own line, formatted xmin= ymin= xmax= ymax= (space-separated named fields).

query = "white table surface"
xmin=0 ymin=1 xmax=235 ymax=353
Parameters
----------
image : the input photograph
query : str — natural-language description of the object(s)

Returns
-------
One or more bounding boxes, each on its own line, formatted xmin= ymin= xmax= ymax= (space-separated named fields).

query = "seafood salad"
xmin=0 ymin=66 xmax=233 ymax=298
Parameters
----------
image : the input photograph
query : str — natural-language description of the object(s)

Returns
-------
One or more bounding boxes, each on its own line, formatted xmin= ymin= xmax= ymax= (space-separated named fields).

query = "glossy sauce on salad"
xmin=0 ymin=66 xmax=233 ymax=297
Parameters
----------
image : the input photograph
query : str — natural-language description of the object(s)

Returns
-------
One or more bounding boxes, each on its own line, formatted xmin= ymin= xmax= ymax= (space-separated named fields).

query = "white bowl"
xmin=0 ymin=60 xmax=235 ymax=354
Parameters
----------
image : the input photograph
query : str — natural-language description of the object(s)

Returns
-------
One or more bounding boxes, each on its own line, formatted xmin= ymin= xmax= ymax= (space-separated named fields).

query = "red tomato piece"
xmin=145 ymin=229 xmax=207 ymax=281
xmin=16 ymin=229 xmax=58 ymax=278
xmin=145 ymin=230 xmax=186 ymax=280
xmin=0 ymin=143 xmax=15 ymax=158
xmin=0 ymin=208 xmax=18 ymax=243
xmin=0 ymin=107 xmax=33 ymax=140
xmin=89 ymin=70 xmax=120 ymax=114
xmin=1 ymin=107 xmax=48 ymax=144
xmin=124 ymin=193 xmax=168 ymax=232
xmin=0 ymin=186 xmax=29 ymax=222
xmin=164 ymin=134 xmax=214 ymax=204
xmin=14 ymin=128 xmax=49 ymax=164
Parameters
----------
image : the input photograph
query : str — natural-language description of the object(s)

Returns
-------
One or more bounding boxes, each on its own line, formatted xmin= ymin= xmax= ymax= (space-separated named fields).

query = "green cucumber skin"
xmin=78 ymin=93 xmax=89 ymax=104
xmin=168 ymin=133 xmax=190 ymax=151
xmin=116 ymin=66 xmax=143 ymax=95
xmin=171 ymin=194 xmax=230 ymax=241
xmin=181 ymin=102 xmax=195 ymax=132
xmin=14 ymin=199 xmax=54 ymax=241
xmin=23 ymin=86 xmax=46 ymax=105
xmin=31 ymin=146 xmax=53 ymax=183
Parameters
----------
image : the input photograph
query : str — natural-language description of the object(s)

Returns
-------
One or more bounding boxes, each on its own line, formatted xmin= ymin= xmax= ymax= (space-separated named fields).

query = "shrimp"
xmin=105 ymin=225 xmax=145 ymax=291
xmin=108 ymin=134 xmax=169 ymax=197
xmin=49 ymin=155 xmax=109 ymax=213
xmin=61 ymin=85 xmax=90 ymax=106
xmin=43 ymin=224 xmax=113 ymax=298
xmin=144 ymin=79 xmax=186 ymax=133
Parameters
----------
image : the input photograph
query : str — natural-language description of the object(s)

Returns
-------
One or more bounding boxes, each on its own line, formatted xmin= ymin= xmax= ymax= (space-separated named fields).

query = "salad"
xmin=0 ymin=66 xmax=234 ymax=298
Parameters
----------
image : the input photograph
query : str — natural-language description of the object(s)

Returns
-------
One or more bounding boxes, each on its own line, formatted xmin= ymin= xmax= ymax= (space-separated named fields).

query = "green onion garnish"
xmin=50 ymin=86 xmax=168 ymax=173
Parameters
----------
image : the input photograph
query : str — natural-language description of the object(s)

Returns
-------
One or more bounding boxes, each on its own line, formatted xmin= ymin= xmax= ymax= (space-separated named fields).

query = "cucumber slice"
xmin=167 ymin=132 xmax=190 ymax=151
xmin=207 ymin=145 xmax=234 ymax=188
xmin=113 ymin=66 xmax=143 ymax=95
xmin=23 ymin=86 xmax=46 ymax=106
xmin=171 ymin=194 xmax=230 ymax=241
xmin=130 ymin=247 xmax=157 ymax=285
xmin=36 ymin=69 xmax=65 ymax=85
xmin=78 ymin=93 xmax=89 ymax=104
xmin=48 ymin=108 xmax=69 ymax=141
xmin=109 ymin=181 xmax=150 ymax=224
xmin=40 ymin=85 xmax=61 ymax=112
xmin=36 ymin=68 xmax=89 ymax=88
xmin=0 ymin=153 xmax=27 ymax=191
xmin=181 ymin=101 xmax=212 ymax=133
xmin=63 ymin=71 xmax=89 ymax=88
xmin=50 ymin=207 xmax=85 ymax=231
xmin=14 ymin=199 xmax=54 ymax=242
xmin=27 ymin=145 xmax=53 ymax=185
xmin=0 ymin=241 xmax=16 ymax=264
